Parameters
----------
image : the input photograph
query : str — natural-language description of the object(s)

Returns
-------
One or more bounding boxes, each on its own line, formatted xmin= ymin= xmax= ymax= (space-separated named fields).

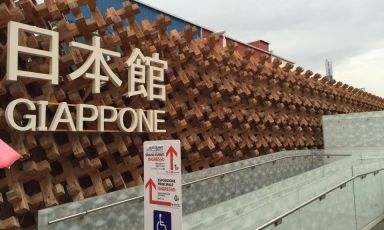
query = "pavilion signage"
xmin=5 ymin=21 xmax=167 ymax=133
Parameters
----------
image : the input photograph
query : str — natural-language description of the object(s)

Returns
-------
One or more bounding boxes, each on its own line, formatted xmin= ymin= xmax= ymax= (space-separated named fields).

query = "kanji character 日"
xmin=7 ymin=21 xmax=59 ymax=84
xmin=68 ymin=36 xmax=122 ymax=94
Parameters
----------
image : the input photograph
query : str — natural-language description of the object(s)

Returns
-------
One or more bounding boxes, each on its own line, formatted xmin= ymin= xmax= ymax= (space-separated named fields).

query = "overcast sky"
xmin=139 ymin=0 xmax=384 ymax=97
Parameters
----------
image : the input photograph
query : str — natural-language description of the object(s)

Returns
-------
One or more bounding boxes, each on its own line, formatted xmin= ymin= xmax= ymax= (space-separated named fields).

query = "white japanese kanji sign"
xmin=125 ymin=48 xmax=167 ymax=101
xmin=144 ymin=140 xmax=182 ymax=230
xmin=6 ymin=21 xmax=168 ymax=98
xmin=7 ymin=21 xmax=59 ymax=84
xmin=68 ymin=36 xmax=122 ymax=94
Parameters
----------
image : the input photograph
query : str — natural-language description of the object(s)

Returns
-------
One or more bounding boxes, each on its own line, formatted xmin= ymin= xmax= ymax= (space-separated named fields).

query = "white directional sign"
xmin=144 ymin=140 xmax=182 ymax=230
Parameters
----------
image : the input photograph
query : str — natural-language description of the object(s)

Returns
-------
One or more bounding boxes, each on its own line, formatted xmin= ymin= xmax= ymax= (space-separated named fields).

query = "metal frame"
xmin=47 ymin=153 xmax=349 ymax=225
xmin=255 ymin=167 xmax=384 ymax=230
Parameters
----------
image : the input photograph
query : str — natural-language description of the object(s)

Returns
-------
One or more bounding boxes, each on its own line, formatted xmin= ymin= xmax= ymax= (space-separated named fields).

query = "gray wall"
xmin=39 ymin=150 xmax=329 ymax=230
xmin=323 ymin=111 xmax=384 ymax=149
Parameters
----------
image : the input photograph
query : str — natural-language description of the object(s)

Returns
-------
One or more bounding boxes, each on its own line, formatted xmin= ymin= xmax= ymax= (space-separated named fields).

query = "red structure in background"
xmin=248 ymin=40 xmax=269 ymax=52
xmin=202 ymin=29 xmax=271 ymax=61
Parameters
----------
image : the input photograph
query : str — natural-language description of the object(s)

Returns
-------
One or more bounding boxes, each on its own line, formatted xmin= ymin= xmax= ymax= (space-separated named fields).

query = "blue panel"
xmin=131 ymin=1 xmax=202 ymax=39
xmin=65 ymin=0 xmax=201 ymax=39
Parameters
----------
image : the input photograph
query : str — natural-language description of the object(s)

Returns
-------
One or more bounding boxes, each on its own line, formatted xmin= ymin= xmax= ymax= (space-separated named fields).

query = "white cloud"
xmin=333 ymin=42 xmax=384 ymax=97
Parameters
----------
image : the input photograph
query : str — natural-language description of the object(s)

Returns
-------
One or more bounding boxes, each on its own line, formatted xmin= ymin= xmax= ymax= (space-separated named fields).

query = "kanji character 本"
xmin=7 ymin=21 xmax=59 ymax=84
xmin=125 ymin=48 xmax=167 ymax=101
xmin=68 ymin=36 xmax=122 ymax=93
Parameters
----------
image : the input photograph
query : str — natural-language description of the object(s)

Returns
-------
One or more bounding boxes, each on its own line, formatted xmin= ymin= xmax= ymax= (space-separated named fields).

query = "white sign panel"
xmin=144 ymin=140 xmax=182 ymax=230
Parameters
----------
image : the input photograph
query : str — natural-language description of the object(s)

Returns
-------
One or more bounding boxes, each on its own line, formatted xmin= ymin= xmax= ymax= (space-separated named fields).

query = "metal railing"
xmin=254 ymin=166 xmax=384 ymax=230
xmin=48 ymin=153 xmax=350 ymax=225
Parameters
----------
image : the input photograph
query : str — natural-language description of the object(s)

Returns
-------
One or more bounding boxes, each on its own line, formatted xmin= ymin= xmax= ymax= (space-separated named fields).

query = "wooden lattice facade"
xmin=0 ymin=0 xmax=383 ymax=228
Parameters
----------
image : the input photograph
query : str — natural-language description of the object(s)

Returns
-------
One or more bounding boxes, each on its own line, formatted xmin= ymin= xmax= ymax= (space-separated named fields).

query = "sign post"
xmin=144 ymin=140 xmax=182 ymax=230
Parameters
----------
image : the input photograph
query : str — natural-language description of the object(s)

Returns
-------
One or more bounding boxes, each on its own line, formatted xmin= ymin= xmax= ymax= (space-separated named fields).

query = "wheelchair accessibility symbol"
xmin=154 ymin=210 xmax=172 ymax=230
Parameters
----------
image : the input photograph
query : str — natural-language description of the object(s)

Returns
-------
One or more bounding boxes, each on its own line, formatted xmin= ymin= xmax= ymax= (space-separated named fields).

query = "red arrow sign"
xmin=145 ymin=178 xmax=156 ymax=202
xmin=166 ymin=146 xmax=178 ymax=171
xmin=145 ymin=178 xmax=172 ymax=207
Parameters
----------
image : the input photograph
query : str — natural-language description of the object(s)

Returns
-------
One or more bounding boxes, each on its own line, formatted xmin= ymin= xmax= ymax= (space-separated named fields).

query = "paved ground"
xmin=372 ymin=220 xmax=384 ymax=230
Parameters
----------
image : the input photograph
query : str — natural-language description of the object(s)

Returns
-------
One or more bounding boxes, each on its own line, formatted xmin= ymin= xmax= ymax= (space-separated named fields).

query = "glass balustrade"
xmin=249 ymin=158 xmax=384 ymax=230
xmin=183 ymin=154 xmax=360 ymax=230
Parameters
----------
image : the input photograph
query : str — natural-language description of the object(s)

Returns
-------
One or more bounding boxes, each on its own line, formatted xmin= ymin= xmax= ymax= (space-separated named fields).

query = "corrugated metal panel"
xmin=63 ymin=1 xmax=293 ymax=63
xmin=134 ymin=1 xmax=200 ymax=37
xmin=65 ymin=0 xmax=201 ymax=39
